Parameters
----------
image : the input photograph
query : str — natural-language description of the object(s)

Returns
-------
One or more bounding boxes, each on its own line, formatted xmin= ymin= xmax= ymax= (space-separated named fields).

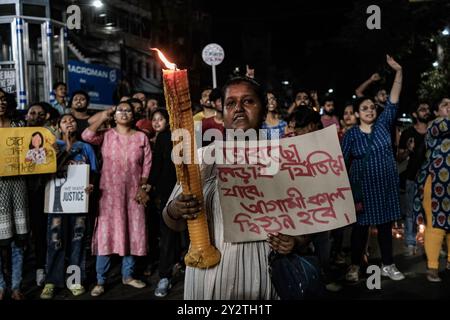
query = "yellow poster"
xmin=0 ymin=127 xmax=57 ymax=177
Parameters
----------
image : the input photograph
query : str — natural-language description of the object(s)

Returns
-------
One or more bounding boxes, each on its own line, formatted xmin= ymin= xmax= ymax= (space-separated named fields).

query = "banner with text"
xmin=0 ymin=127 xmax=56 ymax=176
xmin=68 ymin=60 xmax=120 ymax=109
xmin=44 ymin=164 xmax=90 ymax=214
xmin=217 ymin=125 xmax=356 ymax=243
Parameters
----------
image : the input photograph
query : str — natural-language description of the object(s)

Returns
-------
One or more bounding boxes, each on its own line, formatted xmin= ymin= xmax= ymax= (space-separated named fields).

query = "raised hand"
xmin=386 ymin=55 xmax=402 ymax=72
xmin=246 ymin=65 xmax=255 ymax=79
xmin=370 ymin=73 xmax=381 ymax=82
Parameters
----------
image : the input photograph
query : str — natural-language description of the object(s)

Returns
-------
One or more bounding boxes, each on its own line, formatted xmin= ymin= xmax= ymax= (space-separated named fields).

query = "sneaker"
xmin=90 ymin=285 xmax=105 ymax=297
xmin=154 ymin=278 xmax=171 ymax=298
xmin=345 ymin=265 xmax=360 ymax=282
xmin=36 ymin=269 xmax=46 ymax=287
xmin=381 ymin=264 xmax=405 ymax=281
xmin=404 ymin=245 xmax=416 ymax=257
xmin=68 ymin=284 xmax=86 ymax=296
xmin=426 ymin=269 xmax=442 ymax=282
xmin=40 ymin=284 xmax=55 ymax=300
xmin=122 ymin=278 xmax=146 ymax=289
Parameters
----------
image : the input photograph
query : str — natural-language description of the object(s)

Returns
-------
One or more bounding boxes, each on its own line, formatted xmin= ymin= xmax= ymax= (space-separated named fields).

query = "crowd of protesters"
xmin=0 ymin=54 xmax=449 ymax=300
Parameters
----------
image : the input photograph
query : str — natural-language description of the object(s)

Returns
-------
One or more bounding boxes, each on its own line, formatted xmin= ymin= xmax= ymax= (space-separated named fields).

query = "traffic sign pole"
xmin=202 ymin=43 xmax=224 ymax=89
xmin=212 ymin=65 xmax=217 ymax=88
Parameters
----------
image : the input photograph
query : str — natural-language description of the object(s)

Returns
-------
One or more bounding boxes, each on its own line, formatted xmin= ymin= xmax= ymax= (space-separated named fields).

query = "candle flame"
xmin=151 ymin=48 xmax=176 ymax=70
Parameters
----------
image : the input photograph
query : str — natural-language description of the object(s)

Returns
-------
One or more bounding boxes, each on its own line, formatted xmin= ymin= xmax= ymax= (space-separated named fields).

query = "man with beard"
xmin=397 ymin=102 xmax=432 ymax=256
xmin=193 ymin=87 xmax=214 ymax=122
xmin=320 ymin=98 xmax=340 ymax=131
xmin=287 ymin=89 xmax=311 ymax=115
xmin=68 ymin=91 xmax=93 ymax=141
xmin=24 ymin=102 xmax=52 ymax=287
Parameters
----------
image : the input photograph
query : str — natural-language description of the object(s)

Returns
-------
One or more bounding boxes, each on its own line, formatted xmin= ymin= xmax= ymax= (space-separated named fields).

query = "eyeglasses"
xmin=359 ymin=105 xmax=377 ymax=112
xmin=116 ymin=109 xmax=133 ymax=114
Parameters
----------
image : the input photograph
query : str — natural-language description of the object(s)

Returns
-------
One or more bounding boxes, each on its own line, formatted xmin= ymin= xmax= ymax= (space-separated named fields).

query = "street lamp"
xmin=432 ymin=61 xmax=439 ymax=68
xmin=352 ymin=95 xmax=356 ymax=99
xmin=92 ymin=0 xmax=104 ymax=8
xmin=442 ymin=27 xmax=449 ymax=36
xmin=328 ymin=88 xmax=334 ymax=93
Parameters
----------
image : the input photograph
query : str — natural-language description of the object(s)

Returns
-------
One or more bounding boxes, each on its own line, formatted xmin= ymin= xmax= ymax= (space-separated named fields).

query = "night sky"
xmin=198 ymin=0 xmax=449 ymax=113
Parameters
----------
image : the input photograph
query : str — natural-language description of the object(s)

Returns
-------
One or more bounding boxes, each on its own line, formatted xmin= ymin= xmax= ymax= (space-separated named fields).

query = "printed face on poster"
xmin=45 ymin=164 xmax=90 ymax=214
xmin=217 ymin=125 xmax=356 ymax=243
xmin=0 ymin=127 xmax=56 ymax=177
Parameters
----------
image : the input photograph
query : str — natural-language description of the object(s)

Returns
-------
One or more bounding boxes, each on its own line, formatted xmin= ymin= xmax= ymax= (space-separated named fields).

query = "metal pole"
xmin=43 ymin=20 xmax=54 ymax=103
xmin=212 ymin=64 xmax=217 ymax=88
xmin=13 ymin=18 xmax=27 ymax=110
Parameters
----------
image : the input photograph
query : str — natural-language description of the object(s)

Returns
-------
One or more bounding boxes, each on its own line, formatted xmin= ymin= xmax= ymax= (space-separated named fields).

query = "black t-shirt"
xmin=398 ymin=126 xmax=426 ymax=181
xmin=75 ymin=117 xmax=90 ymax=141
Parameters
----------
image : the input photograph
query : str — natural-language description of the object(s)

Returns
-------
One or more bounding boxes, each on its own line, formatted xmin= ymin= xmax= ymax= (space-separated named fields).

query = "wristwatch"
xmin=140 ymin=184 xmax=151 ymax=192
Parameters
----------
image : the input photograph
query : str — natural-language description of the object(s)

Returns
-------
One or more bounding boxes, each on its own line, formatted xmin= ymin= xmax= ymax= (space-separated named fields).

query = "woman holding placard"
xmin=0 ymin=88 xmax=29 ymax=300
xmin=40 ymin=114 xmax=98 ymax=299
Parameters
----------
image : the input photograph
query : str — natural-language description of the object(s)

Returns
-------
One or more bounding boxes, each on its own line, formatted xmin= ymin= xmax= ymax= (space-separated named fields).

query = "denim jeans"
xmin=96 ymin=255 xmax=135 ymax=285
xmin=404 ymin=180 xmax=417 ymax=247
xmin=0 ymin=241 xmax=24 ymax=290
xmin=46 ymin=214 xmax=87 ymax=287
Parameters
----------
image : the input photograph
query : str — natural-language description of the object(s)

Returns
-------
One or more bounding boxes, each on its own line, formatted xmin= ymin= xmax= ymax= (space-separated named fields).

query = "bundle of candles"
xmin=153 ymin=48 xmax=221 ymax=269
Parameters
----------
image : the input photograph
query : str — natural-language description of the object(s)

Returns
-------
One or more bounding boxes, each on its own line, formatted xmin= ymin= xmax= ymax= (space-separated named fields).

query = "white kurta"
xmin=167 ymin=147 xmax=276 ymax=300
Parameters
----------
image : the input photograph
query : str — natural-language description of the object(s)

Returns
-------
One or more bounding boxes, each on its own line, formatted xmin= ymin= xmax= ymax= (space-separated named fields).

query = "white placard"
xmin=217 ymin=126 xmax=356 ymax=243
xmin=44 ymin=164 xmax=90 ymax=214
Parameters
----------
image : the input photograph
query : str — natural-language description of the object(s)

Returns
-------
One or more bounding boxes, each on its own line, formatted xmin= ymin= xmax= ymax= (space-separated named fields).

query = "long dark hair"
xmin=57 ymin=114 xmax=78 ymax=139
xmin=151 ymin=107 xmax=170 ymax=131
xmin=29 ymin=131 xmax=44 ymax=149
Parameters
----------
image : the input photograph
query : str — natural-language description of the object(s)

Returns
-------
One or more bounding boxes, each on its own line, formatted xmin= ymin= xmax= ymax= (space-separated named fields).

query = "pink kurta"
xmin=82 ymin=128 xmax=152 ymax=256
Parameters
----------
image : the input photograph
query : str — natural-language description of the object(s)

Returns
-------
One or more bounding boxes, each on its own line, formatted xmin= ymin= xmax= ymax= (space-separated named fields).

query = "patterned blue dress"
xmin=342 ymin=99 xmax=401 ymax=225
xmin=413 ymin=117 xmax=450 ymax=230
xmin=262 ymin=120 xmax=287 ymax=139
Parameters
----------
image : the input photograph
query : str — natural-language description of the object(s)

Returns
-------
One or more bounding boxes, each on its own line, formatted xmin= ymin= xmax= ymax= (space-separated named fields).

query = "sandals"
xmin=90 ymin=285 xmax=105 ymax=297
xmin=122 ymin=278 xmax=146 ymax=289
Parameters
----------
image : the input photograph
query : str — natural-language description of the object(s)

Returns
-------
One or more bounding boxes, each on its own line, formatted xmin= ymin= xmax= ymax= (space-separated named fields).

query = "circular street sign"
xmin=202 ymin=43 xmax=225 ymax=66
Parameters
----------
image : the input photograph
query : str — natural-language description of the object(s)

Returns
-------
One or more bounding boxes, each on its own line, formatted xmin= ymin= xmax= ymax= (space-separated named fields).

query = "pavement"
xmin=4 ymin=223 xmax=450 ymax=300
